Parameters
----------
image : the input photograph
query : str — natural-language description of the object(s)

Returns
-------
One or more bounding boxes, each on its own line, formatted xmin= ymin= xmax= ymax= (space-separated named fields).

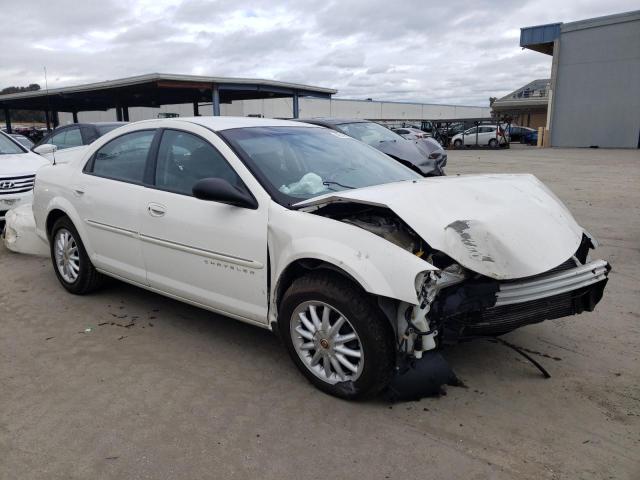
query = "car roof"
xmin=53 ymin=122 xmax=128 ymax=130
xmin=131 ymin=116 xmax=323 ymax=132
xmin=296 ymin=118 xmax=371 ymax=127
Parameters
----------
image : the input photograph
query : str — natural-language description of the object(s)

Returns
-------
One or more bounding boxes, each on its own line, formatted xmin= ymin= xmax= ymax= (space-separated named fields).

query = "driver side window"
xmin=154 ymin=130 xmax=242 ymax=196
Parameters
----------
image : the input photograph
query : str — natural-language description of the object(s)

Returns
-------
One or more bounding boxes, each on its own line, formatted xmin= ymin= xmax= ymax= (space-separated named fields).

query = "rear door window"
xmin=49 ymin=127 xmax=83 ymax=149
xmin=89 ymin=130 xmax=155 ymax=184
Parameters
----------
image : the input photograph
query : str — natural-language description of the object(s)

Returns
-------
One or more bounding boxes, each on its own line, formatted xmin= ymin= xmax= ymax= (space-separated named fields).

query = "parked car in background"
xmin=298 ymin=118 xmax=445 ymax=176
xmin=0 ymin=131 xmax=49 ymax=224
xmin=523 ymin=128 xmax=539 ymax=145
xmin=392 ymin=126 xmax=430 ymax=140
xmin=450 ymin=125 xmax=508 ymax=148
xmin=33 ymin=117 xmax=609 ymax=399
xmin=508 ymin=125 xmax=536 ymax=143
xmin=9 ymin=134 xmax=34 ymax=149
xmin=33 ymin=122 xmax=127 ymax=155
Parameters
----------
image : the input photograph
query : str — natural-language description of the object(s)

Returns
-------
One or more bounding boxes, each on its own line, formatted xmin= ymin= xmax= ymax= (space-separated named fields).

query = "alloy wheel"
xmin=290 ymin=301 xmax=364 ymax=384
xmin=53 ymin=228 xmax=80 ymax=283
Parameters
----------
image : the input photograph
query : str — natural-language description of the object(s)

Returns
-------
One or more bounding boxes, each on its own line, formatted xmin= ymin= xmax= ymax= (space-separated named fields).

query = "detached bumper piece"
xmin=433 ymin=259 xmax=610 ymax=341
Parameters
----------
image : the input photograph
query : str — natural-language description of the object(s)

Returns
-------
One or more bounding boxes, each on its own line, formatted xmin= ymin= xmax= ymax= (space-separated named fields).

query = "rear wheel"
xmin=488 ymin=138 xmax=498 ymax=148
xmin=453 ymin=139 xmax=463 ymax=149
xmin=50 ymin=216 xmax=103 ymax=294
xmin=279 ymin=272 xmax=395 ymax=400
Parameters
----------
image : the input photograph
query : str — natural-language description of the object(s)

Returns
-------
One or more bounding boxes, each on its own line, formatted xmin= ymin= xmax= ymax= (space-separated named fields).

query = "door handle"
xmin=148 ymin=203 xmax=166 ymax=217
xmin=72 ymin=187 xmax=85 ymax=197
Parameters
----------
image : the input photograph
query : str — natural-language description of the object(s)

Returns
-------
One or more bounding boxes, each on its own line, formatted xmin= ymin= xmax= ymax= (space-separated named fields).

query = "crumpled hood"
xmin=295 ymin=174 xmax=584 ymax=280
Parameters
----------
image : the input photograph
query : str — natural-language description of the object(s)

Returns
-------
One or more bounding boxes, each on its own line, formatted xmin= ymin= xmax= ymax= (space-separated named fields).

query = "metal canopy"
xmin=0 ymin=73 xmax=335 ymax=112
xmin=520 ymin=23 xmax=561 ymax=55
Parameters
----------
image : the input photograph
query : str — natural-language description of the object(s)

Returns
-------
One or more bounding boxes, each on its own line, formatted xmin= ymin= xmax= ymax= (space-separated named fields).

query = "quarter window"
xmin=91 ymin=130 xmax=155 ymax=183
xmin=154 ymin=130 xmax=242 ymax=196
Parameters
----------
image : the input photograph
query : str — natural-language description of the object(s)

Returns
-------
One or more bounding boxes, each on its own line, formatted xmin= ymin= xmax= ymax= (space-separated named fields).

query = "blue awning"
xmin=520 ymin=23 xmax=561 ymax=55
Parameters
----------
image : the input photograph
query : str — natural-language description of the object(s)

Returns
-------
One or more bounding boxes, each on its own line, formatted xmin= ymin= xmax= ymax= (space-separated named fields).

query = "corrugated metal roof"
xmin=0 ymin=73 xmax=336 ymax=102
xmin=492 ymin=79 xmax=550 ymax=110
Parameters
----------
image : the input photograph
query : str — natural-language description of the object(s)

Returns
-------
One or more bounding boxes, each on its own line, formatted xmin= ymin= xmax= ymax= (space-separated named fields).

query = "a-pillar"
xmin=3 ymin=109 xmax=11 ymax=134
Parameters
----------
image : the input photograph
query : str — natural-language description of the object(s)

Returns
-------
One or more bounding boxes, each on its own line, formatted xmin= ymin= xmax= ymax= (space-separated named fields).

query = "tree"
xmin=0 ymin=83 xmax=41 ymax=95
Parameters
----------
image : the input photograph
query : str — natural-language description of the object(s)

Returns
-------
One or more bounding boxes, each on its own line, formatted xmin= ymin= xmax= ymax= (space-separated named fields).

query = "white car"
xmin=450 ymin=125 xmax=508 ymax=148
xmin=32 ymin=117 xmax=610 ymax=399
xmin=0 ymin=131 xmax=50 ymax=222
xmin=392 ymin=126 xmax=431 ymax=140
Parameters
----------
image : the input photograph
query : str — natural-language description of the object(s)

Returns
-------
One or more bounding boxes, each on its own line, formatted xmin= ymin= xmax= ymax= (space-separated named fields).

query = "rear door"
xmin=463 ymin=127 xmax=478 ymax=145
xmin=479 ymin=127 xmax=496 ymax=144
xmin=72 ymin=129 xmax=156 ymax=284
xmin=140 ymin=124 xmax=269 ymax=324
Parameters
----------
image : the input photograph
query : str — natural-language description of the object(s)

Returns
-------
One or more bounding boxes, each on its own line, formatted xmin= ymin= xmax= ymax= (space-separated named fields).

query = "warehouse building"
xmin=491 ymin=78 xmax=549 ymax=129
xmin=57 ymin=97 xmax=490 ymax=124
xmin=521 ymin=10 xmax=640 ymax=148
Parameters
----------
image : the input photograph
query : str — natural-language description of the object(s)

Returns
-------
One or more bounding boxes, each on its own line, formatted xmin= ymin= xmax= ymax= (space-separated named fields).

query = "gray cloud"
xmin=0 ymin=0 xmax=637 ymax=105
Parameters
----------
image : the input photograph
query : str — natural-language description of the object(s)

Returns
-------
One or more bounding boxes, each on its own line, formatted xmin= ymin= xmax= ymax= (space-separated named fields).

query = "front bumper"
xmin=0 ymin=191 xmax=33 ymax=222
xmin=495 ymin=259 xmax=609 ymax=306
xmin=429 ymin=258 xmax=611 ymax=341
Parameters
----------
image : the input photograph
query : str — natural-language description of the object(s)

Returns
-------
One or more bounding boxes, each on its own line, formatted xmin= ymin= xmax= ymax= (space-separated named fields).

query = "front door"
xmin=140 ymin=127 xmax=269 ymax=324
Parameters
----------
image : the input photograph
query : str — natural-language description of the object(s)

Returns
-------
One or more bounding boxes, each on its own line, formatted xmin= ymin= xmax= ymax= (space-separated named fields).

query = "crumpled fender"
xmin=268 ymin=204 xmax=437 ymax=315
xmin=3 ymin=204 xmax=49 ymax=256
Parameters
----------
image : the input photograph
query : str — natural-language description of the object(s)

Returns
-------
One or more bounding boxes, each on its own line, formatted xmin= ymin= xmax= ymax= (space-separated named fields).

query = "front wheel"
xmin=279 ymin=272 xmax=395 ymax=400
xmin=50 ymin=216 xmax=104 ymax=294
xmin=453 ymin=139 xmax=463 ymax=149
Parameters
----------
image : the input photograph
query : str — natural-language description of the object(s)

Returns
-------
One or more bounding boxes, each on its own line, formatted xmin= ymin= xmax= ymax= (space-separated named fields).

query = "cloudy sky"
xmin=0 ymin=0 xmax=636 ymax=106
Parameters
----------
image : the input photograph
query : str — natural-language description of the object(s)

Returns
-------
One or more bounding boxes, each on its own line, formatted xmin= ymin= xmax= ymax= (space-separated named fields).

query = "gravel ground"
xmin=1 ymin=145 xmax=639 ymax=479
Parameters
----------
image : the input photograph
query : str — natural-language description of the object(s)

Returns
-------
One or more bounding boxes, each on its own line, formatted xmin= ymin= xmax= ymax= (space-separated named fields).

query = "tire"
xmin=488 ymin=138 xmax=498 ymax=148
xmin=453 ymin=139 xmax=463 ymax=149
xmin=50 ymin=216 xmax=104 ymax=294
xmin=279 ymin=271 xmax=395 ymax=400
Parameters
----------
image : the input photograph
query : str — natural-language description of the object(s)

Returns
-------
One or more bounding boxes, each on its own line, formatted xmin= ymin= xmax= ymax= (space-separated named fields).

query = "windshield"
xmin=0 ymin=133 xmax=25 ymax=155
xmin=222 ymin=126 xmax=420 ymax=205
xmin=335 ymin=122 xmax=402 ymax=146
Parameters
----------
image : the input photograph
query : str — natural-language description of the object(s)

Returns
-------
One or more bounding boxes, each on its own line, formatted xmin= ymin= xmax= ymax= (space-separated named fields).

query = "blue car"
xmin=523 ymin=129 xmax=539 ymax=145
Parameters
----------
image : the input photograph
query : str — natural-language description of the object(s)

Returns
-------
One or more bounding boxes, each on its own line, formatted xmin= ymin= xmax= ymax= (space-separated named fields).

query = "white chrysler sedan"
xmin=32 ymin=117 xmax=609 ymax=399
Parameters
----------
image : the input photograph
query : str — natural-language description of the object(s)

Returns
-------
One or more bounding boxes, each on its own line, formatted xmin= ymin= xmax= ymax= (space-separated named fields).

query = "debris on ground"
xmin=385 ymin=351 xmax=463 ymax=402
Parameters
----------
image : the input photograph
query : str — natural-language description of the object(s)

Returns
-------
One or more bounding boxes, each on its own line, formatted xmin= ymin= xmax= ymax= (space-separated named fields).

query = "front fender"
xmin=268 ymin=204 xmax=436 ymax=308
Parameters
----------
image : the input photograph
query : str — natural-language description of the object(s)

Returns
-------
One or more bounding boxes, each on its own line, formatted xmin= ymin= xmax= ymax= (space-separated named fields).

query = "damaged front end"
xmin=402 ymin=233 xmax=610 ymax=350
xmin=388 ymin=234 xmax=610 ymax=400
xmin=301 ymin=187 xmax=611 ymax=398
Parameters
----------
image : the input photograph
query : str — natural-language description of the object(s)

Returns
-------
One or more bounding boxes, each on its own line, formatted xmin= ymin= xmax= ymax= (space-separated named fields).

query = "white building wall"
xmin=59 ymin=98 xmax=490 ymax=125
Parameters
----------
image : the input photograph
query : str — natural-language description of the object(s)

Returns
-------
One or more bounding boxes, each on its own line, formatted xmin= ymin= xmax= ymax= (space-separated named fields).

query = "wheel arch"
xmin=46 ymin=208 xmax=68 ymax=240
xmin=42 ymin=198 xmax=91 ymax=254
xmin=273 ymin=258 xmax=361 ymax=320
xmin=270 ymin=257 xmax=403 ymax=340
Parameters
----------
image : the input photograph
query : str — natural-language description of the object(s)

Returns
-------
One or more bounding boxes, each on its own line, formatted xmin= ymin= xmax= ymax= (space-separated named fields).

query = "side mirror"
xmin=33 ymin=144 xmax=57 ymax=155
xmin=193 ymin=178 xmax=258 ymax=209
